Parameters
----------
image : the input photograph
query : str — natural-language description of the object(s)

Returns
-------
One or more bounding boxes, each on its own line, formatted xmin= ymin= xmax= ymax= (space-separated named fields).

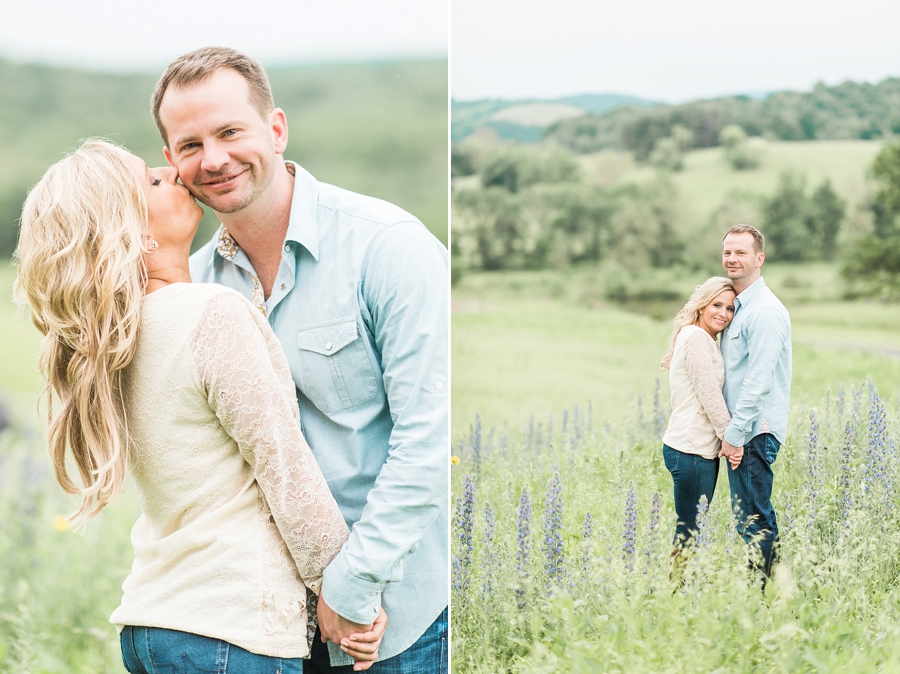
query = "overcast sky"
xmin=2 ymin=0 xmax=447 ymax=71
xmin=452 ymin=0 xmax=900 ymax=102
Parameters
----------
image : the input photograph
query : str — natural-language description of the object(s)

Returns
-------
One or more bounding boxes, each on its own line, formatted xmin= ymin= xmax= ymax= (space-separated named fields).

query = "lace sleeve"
xmin=190 ymin=291 xmax=349 ymax=594
xmin=682 ymin=330 xmax=731 ymax=441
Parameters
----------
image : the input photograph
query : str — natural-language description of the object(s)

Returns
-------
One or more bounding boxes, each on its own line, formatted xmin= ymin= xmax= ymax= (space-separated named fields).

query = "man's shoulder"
xmin=754 ymin=285 xmax=790 ymax=320
xmin=317 ymin=181 xmax=423 ymax=230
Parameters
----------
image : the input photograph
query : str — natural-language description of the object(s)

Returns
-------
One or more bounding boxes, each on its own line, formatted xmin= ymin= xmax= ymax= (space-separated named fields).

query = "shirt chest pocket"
xmin=297 ymin=317 xmax=380 ymax=414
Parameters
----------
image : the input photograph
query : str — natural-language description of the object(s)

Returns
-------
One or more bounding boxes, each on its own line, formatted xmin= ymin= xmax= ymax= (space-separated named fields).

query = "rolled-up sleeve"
xmin=321 ymin=221 xmax=449 ymax=624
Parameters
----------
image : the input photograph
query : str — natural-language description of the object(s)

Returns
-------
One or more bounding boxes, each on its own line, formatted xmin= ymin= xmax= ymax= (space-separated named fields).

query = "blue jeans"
xmin=304 ymin=607 xmax=447 ymax=674
xmin=727 ymin=432 xmax=780 ymax=575
xmin=120 ymin=626 xmax=304 ymax=673
xmin=663 ymin=444 xmax=719 ymax=546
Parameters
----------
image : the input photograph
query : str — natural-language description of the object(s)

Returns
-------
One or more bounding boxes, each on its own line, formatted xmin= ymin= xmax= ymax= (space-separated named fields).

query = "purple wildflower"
xmin=516 ymin=486 xmax=532 ymax=610
xmin=452 ymin=475 xmax=476 ymax=597
xmin=806 ymin=410 xmax=820 ymax=531
xmin=623 ymin=481 xmax=637 ymax=573
xmin=482 ymin=502 xmax=495 ymax=600
xmin=543 ymin=472 xmax=564 ymax=589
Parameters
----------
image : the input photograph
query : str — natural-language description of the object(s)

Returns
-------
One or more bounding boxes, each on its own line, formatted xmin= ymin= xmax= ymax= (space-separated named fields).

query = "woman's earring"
xmin=146 ymin=238 xmax=159 ymax=253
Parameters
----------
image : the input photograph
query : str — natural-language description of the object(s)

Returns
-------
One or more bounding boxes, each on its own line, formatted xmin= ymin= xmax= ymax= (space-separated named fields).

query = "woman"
xmin=14 ymin=139 xmax=383 ymax=672
xmin=660 ymin=277 xmax=743 ymax=560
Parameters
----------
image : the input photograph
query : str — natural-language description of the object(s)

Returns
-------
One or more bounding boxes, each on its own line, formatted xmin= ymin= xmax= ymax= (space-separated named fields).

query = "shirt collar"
xmin=736 ymin=275 xmax=766 ymax=308
xmin=211 ymin=160 xmax=320 ymax=264
xmin=284 ymin=161 xmax=320 ymax=261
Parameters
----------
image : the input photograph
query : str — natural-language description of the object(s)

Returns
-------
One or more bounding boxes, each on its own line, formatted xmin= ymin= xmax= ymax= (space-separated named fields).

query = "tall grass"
xmin=451 ymin=384 xmax=900 ymax=672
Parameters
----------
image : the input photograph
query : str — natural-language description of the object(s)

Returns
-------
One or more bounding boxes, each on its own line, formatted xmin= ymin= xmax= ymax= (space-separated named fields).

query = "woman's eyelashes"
xmin=151 ymin=177 xmax=161 ymax=186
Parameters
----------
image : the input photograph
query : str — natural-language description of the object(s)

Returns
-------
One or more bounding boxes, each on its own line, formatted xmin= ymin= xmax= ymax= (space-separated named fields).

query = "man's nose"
xmin=200 ymin=141 xmax=230 ymax=173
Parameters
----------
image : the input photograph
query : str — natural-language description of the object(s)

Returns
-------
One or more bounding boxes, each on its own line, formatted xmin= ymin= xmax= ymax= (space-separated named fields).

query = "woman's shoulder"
xmin=675 ymin=324 xmax=709 ymax=344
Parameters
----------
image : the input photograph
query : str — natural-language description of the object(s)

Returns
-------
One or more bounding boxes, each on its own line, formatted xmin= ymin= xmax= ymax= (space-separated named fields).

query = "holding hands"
xmin=718 ymin=440 xmax=744 ymax=470
xmin=318 ymin=595 xmax=389 ymax=671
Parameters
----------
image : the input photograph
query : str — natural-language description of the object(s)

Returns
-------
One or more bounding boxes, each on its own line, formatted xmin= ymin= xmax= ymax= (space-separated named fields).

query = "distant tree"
xmin=808 ymin=180 xmax=845 ymax=260
xmin=451 ymin=144 xmax=475 ymax=177
xmin=842 ymin=141 xmax=900 ymax=296
xmin=649 ymin=125 xmax=694 ymax=172
xmin=479 ymin=145 xmax=580 ymax=193
xmin=761 ymin=172 xmax=810 ymax=260
xmin=719 ymin=124 xmax=761 ymax=170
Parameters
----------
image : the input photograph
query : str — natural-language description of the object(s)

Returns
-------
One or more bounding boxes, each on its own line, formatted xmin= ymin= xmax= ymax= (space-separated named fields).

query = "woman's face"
xmin=123 ymin=152 xmax=204 ymax=247
xmin=697 ymin=289 xmax=736 ymax=338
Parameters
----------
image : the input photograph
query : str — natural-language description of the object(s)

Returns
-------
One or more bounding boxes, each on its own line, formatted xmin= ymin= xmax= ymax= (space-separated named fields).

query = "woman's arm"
xmin=191 ymin=291 xmax=349 ymax=594
xmin=681 ymin=330 xmax=731 ymax=441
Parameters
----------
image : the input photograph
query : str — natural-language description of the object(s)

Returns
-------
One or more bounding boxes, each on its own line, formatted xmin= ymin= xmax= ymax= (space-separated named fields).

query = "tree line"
xmin=452 ymin=141 xmax=900 ymax=297
xmin=545 ymin=78 xmax=900 ymax=158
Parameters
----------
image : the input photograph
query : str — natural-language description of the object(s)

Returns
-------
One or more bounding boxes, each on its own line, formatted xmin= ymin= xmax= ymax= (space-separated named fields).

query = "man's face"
xmin=722 ymin=232 xmax=764 ymax=285
xmin=159 ymin=68 xmax=286 ymax=214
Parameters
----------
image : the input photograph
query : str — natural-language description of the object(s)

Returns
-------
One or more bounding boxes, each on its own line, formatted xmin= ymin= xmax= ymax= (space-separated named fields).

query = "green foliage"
xmin=649 ymin=124 xmax=694 ymax=171
xmin=0 ymin=430 xmax=139 ymax=672
xmin=0 ymin=57 xmax=448 ymax=255
xmin=478 ymin=145 xmax=580 ymax=193
xmin=453 ymin=175 xmax=681 ymax=272
xmin=720 ymin=124 xmax=762 ymax=170
xmin=841 ymin=142 xmax=900 ymax=296
xmin=451 ymin=383 xmax=900 ymax=672
xmin=762 ymin=172 xmax=845 ymax=262
xmin=547 ymin=77 xmax=900 ymax=156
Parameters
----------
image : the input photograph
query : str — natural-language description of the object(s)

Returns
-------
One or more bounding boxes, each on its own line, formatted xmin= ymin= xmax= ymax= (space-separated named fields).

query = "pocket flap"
xmin=298 ymin=318 xmax=359 ymax=356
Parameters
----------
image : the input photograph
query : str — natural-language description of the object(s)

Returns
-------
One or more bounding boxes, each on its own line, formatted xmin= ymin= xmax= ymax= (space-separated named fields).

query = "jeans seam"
xmin=145 ymin=628 xmax=157 ymax=674
xmin=218 ymin=640 xmax=229 ymax=674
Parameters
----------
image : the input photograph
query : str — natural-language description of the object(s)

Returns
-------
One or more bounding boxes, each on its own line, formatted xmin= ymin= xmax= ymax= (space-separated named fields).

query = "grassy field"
xmin=580 ymin=140 xmax=883 ymax=228
xmin=451 ymin=266 xmax=900 ymax=672
xmin=451 ymin=264 xmax=900 ymax=441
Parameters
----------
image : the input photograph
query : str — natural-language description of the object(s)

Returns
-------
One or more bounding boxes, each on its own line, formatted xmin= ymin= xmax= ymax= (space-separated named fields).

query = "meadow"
xmin=451 ymin=267 xmax=900 ymax=672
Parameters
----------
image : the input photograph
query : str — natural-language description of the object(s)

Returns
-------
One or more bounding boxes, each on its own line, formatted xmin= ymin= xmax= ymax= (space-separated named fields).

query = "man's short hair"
xmin=723 ymin=224 xmax=765 ymax=254
xmin=151 ymin=47 xmax=275 ymax=146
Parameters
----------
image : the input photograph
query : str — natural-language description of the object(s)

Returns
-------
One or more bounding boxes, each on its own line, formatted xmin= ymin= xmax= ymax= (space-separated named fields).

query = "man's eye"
xmin=223 ymin=129 xmax=237 ymax=137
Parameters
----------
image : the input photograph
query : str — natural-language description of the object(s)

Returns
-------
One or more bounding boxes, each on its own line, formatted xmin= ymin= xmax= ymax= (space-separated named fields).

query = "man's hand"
xmin=718 ymin=439 xmax=744 ymax=470
xmin=341 ymin=608 xmax=388 ymax=671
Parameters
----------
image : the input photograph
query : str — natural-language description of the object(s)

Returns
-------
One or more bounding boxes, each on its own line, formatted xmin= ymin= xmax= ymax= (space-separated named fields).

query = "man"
xmin=151 ymin=47 xmax=448 ymax=671
xmin=718 ymin=224 xmax=791 ymax=580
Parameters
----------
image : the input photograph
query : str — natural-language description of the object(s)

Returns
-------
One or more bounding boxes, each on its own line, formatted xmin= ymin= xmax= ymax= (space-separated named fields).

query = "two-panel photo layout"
xmin=1 ymin=0 xmax=899 ymax=672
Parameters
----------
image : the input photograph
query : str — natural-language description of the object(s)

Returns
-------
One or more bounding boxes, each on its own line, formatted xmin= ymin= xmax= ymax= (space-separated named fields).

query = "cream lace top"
xmin=109 ymin=283 xmax=349 ymax=658
xmin=662 ymin=325 xmax=731 ymax=460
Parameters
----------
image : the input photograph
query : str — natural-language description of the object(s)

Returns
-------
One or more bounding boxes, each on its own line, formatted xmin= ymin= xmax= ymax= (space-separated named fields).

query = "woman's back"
xmin=112 ymin=282 xmax=347 ymax=658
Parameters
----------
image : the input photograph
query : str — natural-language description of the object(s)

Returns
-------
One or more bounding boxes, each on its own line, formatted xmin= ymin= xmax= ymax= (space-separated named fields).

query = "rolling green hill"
xmin=0 ymin=57 xmax=448 ymax=255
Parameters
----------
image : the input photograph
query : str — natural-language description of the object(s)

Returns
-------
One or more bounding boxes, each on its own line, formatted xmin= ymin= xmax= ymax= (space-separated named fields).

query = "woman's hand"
xmin=340 ymin=608 xmax=388 ymax=671
xmin=719 ymin=440 xmax=744 ymax=470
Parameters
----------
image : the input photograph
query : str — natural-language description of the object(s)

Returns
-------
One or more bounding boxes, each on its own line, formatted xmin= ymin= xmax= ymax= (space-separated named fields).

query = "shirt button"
xmin=435 ymin=381 xmax=444 ymax=390
xmin=280 ymin=283 xmax=286 ymax=291
xmin=284 ymin=243 xmax=291 ymax=253
xmin=325 ymin=342 xmax=333 ymax=351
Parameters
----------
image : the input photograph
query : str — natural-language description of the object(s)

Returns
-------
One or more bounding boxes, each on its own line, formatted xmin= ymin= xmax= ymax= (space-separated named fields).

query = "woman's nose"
xmin=151 ymin=166 xmax=179 ymax=183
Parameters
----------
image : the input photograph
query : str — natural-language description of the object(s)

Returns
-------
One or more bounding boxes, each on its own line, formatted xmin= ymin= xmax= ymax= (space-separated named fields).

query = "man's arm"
xmin=321 ymin=220 xmax=448 ymax=626
xmin=723 ymin=307 xmax=790 ymax=447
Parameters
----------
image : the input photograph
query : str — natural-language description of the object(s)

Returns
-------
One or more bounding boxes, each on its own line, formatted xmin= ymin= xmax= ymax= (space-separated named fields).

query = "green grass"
xmin=580 ymin=140 xmax=884 ymax=227
xmin=451 ymin=266 xmax=900 ymax=672
xmin=451 ymin=265 xmax=900 ymax=440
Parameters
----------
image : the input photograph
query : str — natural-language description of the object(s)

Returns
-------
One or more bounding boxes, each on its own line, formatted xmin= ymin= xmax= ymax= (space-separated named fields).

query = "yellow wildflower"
xmin=451 ymin=456 xmax=460 ymax=466
xmin=53 ymin=516 xmax=69 ymax=531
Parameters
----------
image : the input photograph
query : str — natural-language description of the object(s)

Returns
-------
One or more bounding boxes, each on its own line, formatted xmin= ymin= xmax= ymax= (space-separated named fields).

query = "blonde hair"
xmin=661 ymin=277 xmax=735 ymax=369
xmin=151 ymin=46 xmax=274 ymax=146
xmin=14 ymin=138 xmax=148 ymax=524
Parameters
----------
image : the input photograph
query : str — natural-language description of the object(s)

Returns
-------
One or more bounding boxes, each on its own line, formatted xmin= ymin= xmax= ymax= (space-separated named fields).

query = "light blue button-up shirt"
xmin=190 ymin=162 xmax=448 ymax=664
xmin=721 ymin=276 xmax=792 ymax=448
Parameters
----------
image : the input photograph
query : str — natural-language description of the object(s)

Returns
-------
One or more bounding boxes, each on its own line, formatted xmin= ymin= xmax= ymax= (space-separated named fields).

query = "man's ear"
xmin=757 ymin=252 xmax=765 ymax=268
xmin=163 ymin=146 xmax=175 ymax=167
xmin=271 ymin=108 xmax=288 ymax=155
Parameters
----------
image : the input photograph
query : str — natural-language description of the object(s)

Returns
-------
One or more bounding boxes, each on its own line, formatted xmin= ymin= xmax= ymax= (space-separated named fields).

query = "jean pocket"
xmin=663 ymin=445 xmax=680 ymax=473
xmin=297 ymin=317 xmax=380 ymax=414
xmin=765 ymin=435 xmax=781 ymax=465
